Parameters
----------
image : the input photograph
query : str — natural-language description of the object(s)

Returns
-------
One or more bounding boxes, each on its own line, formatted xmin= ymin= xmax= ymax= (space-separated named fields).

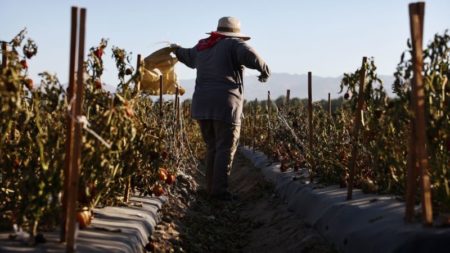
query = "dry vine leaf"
xmin=141 ymin=47 xmax=185 ymax=95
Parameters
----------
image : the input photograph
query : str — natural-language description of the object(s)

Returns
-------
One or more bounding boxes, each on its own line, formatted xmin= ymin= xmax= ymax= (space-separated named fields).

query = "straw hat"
xmin=209 ymin=17 xmax=250 ymax=41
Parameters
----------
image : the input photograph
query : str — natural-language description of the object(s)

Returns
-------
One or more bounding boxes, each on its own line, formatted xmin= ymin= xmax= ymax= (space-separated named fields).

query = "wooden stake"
xmin=405 ymin=119 xmax=418 ymax=222
xmin=1 ymin=42 xmax=7 ymax=69
xmin=187 ymin=104 xmax=191 ymax=118
xmin=347 ymin=57 xmax=367 ymax=200
xmin=159 ymin=75 xmax=163 ymax=119
xmin=267 ymin=91 xmax=271 ymax=147
xmin=308 ymin=72 xmax=314 ymax=181
xmin=66 ymin=7 xmax=86 ymax=252
xmin=327 ymin=92 xmax=332 ymax=138
xmin=408 ymin=2 xmax=433 ymax=226
xmin=135 ymin=54 xmax=141 ymax=91
xmin=124 ymin=176 xmax=131 ymax=203
xmin=253 ymin=100 xmax=257 ymax=150
xmin=285 ymin=89 xmax=290 ymax=111
xmin=61 ymin=6 xmax=78 ymax=243
xmin=177 ymin=95 xmax=181 ymax=127
xmin=328 ymin=92 xmax=332 ymax=116
xmin=175 ymin=86 xmax=180 ymax=128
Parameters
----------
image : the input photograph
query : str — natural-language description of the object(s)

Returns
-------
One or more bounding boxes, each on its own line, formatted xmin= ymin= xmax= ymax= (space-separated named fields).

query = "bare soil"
xmin=149 ymin=152 xmax=336 ymax=253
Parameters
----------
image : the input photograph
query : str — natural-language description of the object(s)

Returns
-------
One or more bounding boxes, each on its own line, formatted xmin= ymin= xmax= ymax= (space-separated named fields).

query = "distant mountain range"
xmin=177 ymin=73 xmax=396 ymax=101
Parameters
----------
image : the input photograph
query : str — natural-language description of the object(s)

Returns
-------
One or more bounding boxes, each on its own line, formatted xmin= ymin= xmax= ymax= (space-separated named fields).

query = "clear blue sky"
xmin=1 ymin=0 xmax=449 ymax=88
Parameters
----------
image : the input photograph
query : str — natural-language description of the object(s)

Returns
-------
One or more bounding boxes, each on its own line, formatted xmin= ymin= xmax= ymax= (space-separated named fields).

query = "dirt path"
xmin=149 ymin=152 xmax=336 ymax=253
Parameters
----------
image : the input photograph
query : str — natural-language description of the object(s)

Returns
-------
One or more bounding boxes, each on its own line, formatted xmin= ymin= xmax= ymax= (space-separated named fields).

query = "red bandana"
xmin=196 ymin=32 xmax=226 ymax=51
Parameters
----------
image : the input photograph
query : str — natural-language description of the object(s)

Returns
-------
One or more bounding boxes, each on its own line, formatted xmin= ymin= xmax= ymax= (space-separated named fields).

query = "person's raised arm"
xmin=172 ymin=44 xmax=197 ymax=69
xmin=235 ymin=42 xmax=270 ymax=82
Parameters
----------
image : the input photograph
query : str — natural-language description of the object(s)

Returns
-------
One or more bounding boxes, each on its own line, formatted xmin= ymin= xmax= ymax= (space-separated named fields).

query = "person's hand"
xmin=258 ymin=72 xmax=269 ymax=83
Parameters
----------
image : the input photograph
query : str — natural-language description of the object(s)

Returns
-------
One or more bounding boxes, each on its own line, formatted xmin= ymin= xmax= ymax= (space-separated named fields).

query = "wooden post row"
xmin=346 ymin=57 xmax=367 ymax=200
xmin=406 ymin=1 xmax=433 ymax=226
xmin=308 ymin=72 xmax=314 ymax=182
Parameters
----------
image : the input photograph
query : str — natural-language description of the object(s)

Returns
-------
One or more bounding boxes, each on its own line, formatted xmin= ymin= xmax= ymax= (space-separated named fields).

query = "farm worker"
xmin=172 ymin=16 xmax=270 ymax=200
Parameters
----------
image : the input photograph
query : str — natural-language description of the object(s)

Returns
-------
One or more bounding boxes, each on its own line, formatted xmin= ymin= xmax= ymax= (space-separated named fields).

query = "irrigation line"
xmin=67 ymin=95 xmax=112 ymax=149
xmin=78 ymin=116 xmax=112 ymax=149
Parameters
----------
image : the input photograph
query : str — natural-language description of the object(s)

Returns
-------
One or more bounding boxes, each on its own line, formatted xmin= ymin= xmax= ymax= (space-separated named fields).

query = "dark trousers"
xmin=198 ymin=120 xmax=241 ymax=196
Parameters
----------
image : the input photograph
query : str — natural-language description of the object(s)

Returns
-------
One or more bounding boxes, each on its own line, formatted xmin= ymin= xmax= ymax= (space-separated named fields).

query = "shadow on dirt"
xmin=150 ymin=151 xmax=337 ymax=253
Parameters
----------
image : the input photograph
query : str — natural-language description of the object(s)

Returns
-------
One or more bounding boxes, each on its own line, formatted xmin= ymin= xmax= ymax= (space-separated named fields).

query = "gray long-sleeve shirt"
xmin=175 ymin=37 xmax=270 ymax=125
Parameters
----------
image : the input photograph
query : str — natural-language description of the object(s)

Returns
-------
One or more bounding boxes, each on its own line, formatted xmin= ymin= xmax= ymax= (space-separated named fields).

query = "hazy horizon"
xmin=99 ymin=72 xmax=396 ymax=101
xmin=2 ymin=0 xmax=449 ymax=93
